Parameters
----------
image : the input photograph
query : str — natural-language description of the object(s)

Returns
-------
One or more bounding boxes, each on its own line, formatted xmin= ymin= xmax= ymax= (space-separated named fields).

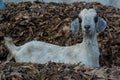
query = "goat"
xmin=4 ymin=8 xmax=106 ymax=68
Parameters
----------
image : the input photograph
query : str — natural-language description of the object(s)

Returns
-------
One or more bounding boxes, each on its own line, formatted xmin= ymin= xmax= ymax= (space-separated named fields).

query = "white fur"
xmin=4 ymin=9 xmax=106 ymax=68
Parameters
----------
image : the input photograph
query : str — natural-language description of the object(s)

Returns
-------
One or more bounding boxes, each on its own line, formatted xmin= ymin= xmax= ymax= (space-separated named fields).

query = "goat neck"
xmin=82 ymin=31 xmax=98 ymax=47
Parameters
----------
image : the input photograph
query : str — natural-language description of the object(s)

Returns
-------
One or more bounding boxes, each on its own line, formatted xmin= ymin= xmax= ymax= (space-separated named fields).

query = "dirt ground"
xmin=0 ymin=1 xmax=120 ymax=80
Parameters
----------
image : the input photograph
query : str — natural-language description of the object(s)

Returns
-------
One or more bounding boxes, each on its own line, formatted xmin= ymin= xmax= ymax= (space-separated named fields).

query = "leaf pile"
xmin=0 ymin=62 xmax=120 ymax=80
xmin=0 ymin=1 xmax=120 ymax=80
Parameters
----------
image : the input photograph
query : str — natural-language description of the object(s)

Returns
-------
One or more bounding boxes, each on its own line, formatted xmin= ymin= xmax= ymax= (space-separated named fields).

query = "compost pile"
xmin=0 ymin=1 xmax=120 ymax=80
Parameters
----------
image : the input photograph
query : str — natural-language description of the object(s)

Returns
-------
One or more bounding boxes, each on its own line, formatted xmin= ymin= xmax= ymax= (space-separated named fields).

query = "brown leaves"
xmin=0 ymin=62 xmax=120 ymax=80
xmin=0 ymin=2 xmax=120 ymax=80
xmin=0 ymin=0 xmax=120 ymax=66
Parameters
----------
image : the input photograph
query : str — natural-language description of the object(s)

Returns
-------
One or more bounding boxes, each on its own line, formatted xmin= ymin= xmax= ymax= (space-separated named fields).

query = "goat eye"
xmin=94 ymin=16 xmax=98 ymax=23
xmin=78 ymin=17 xmax=82 ymax=23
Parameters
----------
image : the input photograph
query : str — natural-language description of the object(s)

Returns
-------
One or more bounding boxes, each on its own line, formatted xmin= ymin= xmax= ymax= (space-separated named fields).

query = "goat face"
xmin=79 ymin=9 xmax=97 ymax=36
xmin=71 ymin=8 xmax=107 ymax=35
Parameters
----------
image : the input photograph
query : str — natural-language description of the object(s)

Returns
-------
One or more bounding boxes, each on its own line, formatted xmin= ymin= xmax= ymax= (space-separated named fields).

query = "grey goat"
xmin=4 ymin=8 xmax=106 ymax=68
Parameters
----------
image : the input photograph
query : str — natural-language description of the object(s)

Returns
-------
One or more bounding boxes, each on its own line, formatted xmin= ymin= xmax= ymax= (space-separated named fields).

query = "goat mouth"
xmin=85 ymin=30 xmax=90 ymax=33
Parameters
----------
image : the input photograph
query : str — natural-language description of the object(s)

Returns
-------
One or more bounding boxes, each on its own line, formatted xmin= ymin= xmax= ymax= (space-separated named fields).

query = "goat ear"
xmin=0 ymin=0 xmax=5 ymax=10
xmin=96 ymin=17 xmax=107 ymax=32
xmin=70 ymin=18 xmax=80 ymax=34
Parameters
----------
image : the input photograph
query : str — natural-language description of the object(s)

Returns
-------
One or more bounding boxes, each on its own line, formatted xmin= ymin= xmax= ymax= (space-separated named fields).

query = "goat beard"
xmin=83 ymin=30 xmax=95 ymax=38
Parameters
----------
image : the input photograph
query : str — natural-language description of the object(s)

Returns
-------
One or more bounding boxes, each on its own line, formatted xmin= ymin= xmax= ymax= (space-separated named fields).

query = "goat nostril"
xmin=84 ymin=25 xmax=90 ymax=30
